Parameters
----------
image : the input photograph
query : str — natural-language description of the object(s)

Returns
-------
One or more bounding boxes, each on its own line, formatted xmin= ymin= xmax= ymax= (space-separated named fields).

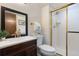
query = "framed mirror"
xmin=1 ymin=6 xmax=28 ymax=38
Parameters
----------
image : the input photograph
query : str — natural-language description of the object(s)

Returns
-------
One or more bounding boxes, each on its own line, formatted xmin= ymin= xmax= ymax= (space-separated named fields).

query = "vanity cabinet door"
xmin=14 ymin=50 xmax=27 ymax=56
xmin=26 ymin=45 xmax=37 ymax=56
xmin=1 ymin=42 xmax=27 ymax=56
xmin=0 ymin=50 xmax=3 ymax=56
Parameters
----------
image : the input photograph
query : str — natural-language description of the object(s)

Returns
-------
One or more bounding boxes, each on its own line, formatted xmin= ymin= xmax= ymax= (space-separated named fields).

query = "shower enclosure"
xmin=51 ymin=4 xmax=79 ymax=56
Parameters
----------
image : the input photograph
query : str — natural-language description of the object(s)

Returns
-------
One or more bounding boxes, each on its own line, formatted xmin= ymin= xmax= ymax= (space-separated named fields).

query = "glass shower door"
xmin=68 ymin=4 xmax=79 ymax=56
xmin=52 ymin=8 xmax=66 ymax=56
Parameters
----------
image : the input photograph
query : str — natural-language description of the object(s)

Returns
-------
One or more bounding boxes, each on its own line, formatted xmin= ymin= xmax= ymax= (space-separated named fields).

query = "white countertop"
xmin=0 ymin=36 xmax=37 ymax=49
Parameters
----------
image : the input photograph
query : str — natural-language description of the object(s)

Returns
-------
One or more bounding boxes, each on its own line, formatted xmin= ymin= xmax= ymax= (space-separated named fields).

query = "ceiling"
xmin=49 ymin=3 xmax=69 ymax=11
xmin=0 ymin=3 xmax=69 ymax=12
xmin=24 ymin=3 xmax=69 ymax=11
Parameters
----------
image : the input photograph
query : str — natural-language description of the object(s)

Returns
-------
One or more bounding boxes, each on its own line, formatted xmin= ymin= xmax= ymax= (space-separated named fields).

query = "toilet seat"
xmin=39 ymin=44 xmax=55 ymax=52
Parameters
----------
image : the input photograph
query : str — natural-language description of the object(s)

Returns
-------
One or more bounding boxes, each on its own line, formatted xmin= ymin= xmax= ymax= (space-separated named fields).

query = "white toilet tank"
xmin=37 ymin=35 xmax=43 ymax=46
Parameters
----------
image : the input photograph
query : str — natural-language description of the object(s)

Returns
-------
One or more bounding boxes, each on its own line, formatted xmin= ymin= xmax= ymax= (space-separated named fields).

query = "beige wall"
xmin=0 ymin=3 xmax=41 ymax=35
xmin=41 ymin=5 xmax=50 ymax=45
xmin=0 ymin=3 xmax=51 ymax=45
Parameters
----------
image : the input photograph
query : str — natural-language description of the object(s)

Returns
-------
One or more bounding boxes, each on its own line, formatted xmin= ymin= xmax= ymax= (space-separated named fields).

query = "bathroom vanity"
xmin=0 ymin=36 xmax=37 ymax=56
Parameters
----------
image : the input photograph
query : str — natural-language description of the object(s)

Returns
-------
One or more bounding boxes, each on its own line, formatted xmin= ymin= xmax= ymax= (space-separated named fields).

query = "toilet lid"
xmin=39 ymin=44 xmax=55 ymax=52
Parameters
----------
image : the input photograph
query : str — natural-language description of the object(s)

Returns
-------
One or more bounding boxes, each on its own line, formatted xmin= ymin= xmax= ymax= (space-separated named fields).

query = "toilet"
xmin=37 ymin=35 xmax=56 ymax=56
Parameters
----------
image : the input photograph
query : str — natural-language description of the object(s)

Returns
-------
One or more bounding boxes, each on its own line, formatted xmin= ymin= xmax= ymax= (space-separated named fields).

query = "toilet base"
xmin=40 ymin=50 xmax=56 ymax=56
xmin=38 ymin=45 xmax=56 ymax=56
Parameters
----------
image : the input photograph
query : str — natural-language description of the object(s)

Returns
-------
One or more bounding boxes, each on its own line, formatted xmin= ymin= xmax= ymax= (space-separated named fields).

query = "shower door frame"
xmin=50 ymin=3 xmax=75 ymax=56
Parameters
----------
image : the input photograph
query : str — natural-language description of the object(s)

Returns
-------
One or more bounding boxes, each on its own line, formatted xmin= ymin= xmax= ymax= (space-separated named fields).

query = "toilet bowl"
xmin=37 ymin=35 xmax=56 ymax=56
xmin=38 ymin=44 xmax=56 ymax=56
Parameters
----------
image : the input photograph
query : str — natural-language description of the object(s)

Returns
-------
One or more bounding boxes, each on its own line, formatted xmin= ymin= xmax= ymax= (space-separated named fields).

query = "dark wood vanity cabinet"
xmin=0 ymin=40 xmax=37 ymax=56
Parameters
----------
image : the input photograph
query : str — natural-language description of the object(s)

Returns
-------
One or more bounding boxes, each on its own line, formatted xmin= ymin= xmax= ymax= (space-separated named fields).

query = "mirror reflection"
xmin=4 ymin=10 xmax=26 ymax=37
